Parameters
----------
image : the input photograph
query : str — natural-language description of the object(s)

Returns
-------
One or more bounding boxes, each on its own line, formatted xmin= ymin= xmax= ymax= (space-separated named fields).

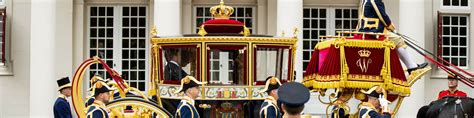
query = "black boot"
xmin=407 ymin=63 xmax=428 ymax=74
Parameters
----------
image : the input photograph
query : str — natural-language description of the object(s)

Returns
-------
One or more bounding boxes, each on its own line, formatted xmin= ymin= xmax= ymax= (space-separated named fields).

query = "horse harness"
xmin=440 ymin=97 xmax=468 ymax=118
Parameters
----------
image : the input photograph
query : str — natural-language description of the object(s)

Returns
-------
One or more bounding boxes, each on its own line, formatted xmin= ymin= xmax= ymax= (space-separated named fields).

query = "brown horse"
xmin=417 ymin=96 xmax=474 ymax=118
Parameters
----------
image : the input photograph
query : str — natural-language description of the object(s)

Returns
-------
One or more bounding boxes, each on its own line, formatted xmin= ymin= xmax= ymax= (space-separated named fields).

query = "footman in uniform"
xmin=86 ymin=81 xmax=114 ymax=118
xmin=358 ymin=86 xmax=391 ymax=118
xmin=259 ymin=76 xmax=282 ymax=118
xmin=54 ymin=77 xmax=73 ymax=118
xmin=175 ymin=76 xmax=206 ymax=118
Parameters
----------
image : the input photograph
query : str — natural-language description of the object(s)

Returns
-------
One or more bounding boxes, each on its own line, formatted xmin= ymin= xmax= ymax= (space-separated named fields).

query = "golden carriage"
xmin=70 ymin=1 xmax=298 ymax=117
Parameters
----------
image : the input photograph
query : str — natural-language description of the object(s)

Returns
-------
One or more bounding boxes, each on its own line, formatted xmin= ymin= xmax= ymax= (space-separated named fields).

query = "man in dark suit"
xmin=164 ymin=49 xmax=188 ymax=81
xmin=54 ymin=77 xmax=73 ymax=118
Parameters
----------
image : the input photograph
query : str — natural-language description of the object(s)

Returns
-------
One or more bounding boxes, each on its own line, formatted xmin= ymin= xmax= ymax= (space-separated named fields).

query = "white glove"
xmin=378 ymin=95 xmax=391 ymax=113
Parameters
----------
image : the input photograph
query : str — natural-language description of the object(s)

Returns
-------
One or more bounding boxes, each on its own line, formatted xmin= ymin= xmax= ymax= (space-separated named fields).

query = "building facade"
xmin=0 ymin=0 xmax=472 ymax=117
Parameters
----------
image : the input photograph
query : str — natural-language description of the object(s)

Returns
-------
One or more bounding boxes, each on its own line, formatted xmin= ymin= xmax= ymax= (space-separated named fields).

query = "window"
xmin=442 ymin=0 xmax=469 ymax=7
xmin=194 ymin=6 xmax=255 ymax=33
xmin=302 ymin=7 xmax=358 ymax=71
xmin=207 ymin=45 xmax=247 ymax=85
xmin=161 ymin=46 xmax=199 ymax=83
xmin=88 ymin=6 xmax=148 ymax=91
xmin=439 ymin=15 xmax=469 ymax=67
xmin=254 ymin=46 xmax=291 ymax=83
xmin=0 ymin=9 xmax=5 ymax=65
xmin=334 ymin=8 xmax=359 ymax=34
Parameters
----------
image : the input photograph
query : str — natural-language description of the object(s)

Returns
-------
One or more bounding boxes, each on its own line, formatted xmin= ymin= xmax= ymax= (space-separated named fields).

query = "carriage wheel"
xmin=107 ymin=97 xmax=173 ymax=118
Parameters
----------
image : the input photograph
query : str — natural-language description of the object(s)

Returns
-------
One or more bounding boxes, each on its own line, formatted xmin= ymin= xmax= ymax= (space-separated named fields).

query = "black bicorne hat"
xmin=93 ymin=81 xmax=115 ymax=96
xmin=260 ymin=76 xmax=282 ymax=93
xmin=176 ymin=76 xmax=206 ymax=93
xmin=57 ymin=77 xmax=72 ymax=91
xmin=361 ymin=86 xmax=384 ymax=98
xmin=277 ymin=82 xmax=310 ymax=108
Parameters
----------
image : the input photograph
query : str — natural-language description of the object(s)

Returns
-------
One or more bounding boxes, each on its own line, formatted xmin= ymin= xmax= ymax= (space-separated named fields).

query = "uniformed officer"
xmin=358 ymin=86 xmax=391 ymax=118
xmin=86 ymin=81 xmax=114 ymax=118
xmin=357 ymin=0 xmax=427 ymax=74
xmin=259 ymin=76 xmax=282 ymax=118
xmin=438 ymin=73 xmax=467 ymax=99
xmin=54 ymin=77 xmax=73 ymax=118
xmin=278 ymin=82 xmax=310 ymax=118
xmin=175 ymin=76 xmax=206 ymax=118
xmin=85 ymin=75 xmax=105 ymax=108
xmin=331 ymin=89 xmax=351 ymax=118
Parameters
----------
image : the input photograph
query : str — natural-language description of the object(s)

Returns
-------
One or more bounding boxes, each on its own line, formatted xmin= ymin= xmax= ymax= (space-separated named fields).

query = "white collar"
xmin=169 ymin=61 xmax=179 ymax=66
xmin=265 ymin=96 xmax=278 ymax=106
xmin=181 ymin=95 xmax=195 ymax=106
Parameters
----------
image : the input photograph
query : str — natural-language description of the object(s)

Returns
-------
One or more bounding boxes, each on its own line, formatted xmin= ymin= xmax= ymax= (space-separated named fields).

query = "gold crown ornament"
xmin=358 ymin=49 xmax=371 ymax=57
xmin=210 ymin=0 xmax=234 ymax=19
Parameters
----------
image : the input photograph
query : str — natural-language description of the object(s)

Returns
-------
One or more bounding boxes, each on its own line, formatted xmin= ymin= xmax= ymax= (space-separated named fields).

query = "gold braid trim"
xmin=316 ymin=39 xmax=335 ymax=50
xmin=316 ymin=39 xmax=394 ymax=50
xmin=304 ymin=78 xmax=410 ymax=95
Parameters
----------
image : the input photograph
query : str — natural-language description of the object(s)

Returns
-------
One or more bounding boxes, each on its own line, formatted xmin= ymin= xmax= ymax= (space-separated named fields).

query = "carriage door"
xmin=87 ymin=5 xmax=149 ymax=91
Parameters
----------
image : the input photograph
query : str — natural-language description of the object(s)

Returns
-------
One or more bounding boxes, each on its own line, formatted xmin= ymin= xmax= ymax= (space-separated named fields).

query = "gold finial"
xmin=150 ymin=26 xmax=158 ymax=37
xmin=210 ymin=0 xmax=234 ymax=19
xmin=293 ymin=27 xmax=299 ymax=38
xmin=241 ymin=26 xmax=250 ymax=37
xmin=198 ymin=25 xmax=207 ymax=37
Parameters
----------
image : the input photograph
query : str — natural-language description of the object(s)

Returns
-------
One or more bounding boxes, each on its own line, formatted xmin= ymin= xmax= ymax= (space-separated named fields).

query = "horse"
xmin=417 ymin=96 xmax=474 ymax=118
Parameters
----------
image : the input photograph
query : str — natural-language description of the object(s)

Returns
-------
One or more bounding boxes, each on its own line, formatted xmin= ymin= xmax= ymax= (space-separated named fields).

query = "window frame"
xmin=253 ymin=45 xmax=293 ymax=85
xmin=433 ymin=0 xmax=473 ymax=77
xmin=437 ymin=14 xmax=470 ymax=69
xmin=192 ymin=5 xmax=257 ymax=34
xmin=302 ymin=6 xmax=359 ymax=72
xmin=0 ymin=5 xmax=12 ymax=76
xmin=205 ymin=43 xmax=248 ymax=85
xmin=440 ymin=0 xmax=471 ymax=10
xmin=86 ymin=5 xmax=150 ymax=92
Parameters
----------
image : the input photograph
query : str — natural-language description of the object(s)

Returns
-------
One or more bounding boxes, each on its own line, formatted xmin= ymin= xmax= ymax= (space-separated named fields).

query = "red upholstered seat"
xmin=202 ymin=19 xmax=244 ymax=33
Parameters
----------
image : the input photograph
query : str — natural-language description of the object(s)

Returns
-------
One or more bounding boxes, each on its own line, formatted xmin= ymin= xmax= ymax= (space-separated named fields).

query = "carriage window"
xmin=255 ymin=47 xmax=290 ymax=83
xmin=207 ymin=45 xmax=247 ymax=85
xmin=161 ymin=47 xmax=198 ymax=83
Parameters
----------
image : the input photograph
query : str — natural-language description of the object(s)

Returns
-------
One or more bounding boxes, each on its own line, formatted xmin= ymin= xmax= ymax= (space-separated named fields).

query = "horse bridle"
xmin=440 ymin=97 xmax=468 ymax=118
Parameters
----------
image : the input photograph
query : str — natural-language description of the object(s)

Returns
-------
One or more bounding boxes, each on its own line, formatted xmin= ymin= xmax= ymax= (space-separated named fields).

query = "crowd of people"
xmin=52 ymin=74 xmax=467 ymax=118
